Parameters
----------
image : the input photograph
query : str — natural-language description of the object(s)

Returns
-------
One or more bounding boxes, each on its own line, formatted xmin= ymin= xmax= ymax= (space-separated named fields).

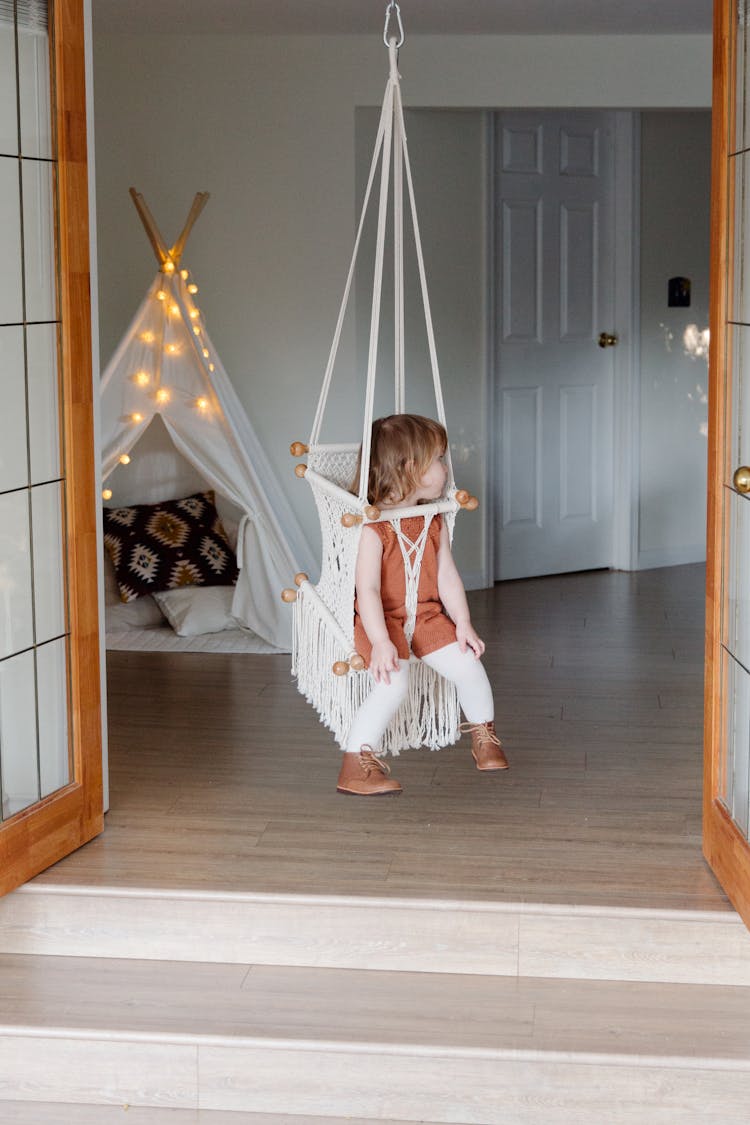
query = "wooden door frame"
xmin=0 ymin=0 xmax=103 ymax=893
xmin=703 ymin=0 xmax=750 ymax=925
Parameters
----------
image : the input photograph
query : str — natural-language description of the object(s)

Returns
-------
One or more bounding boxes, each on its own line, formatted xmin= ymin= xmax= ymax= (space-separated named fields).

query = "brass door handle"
xmin=598 ymin=332 xmax=618 ymax=348
xmin=733 ymin=466 xmax=750 ymax=493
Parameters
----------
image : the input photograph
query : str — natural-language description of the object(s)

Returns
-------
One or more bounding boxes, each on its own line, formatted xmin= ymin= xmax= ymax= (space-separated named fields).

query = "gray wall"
xmin=92 ymin=32 xmax=712 ymax=583
xmin=639 ymin=111 xmax=712 ymax=567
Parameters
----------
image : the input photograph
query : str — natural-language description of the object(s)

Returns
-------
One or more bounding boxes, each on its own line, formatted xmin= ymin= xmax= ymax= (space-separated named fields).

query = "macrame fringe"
xmin=292 ymin=587 xmax=461 ymax=756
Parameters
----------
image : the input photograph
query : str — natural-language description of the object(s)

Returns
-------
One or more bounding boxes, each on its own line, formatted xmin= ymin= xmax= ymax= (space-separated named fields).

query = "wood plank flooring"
xmin=33 ymin=563 xmax=729 ymax=910
xmin=0 ymin=1108 xmax=431 ymax=1125
xmin=4 ymin=952 xmax=750 ymax=1060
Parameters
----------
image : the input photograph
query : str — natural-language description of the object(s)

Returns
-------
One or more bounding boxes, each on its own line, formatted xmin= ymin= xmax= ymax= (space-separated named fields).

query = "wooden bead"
xmin=280 ymin=588 xmax=298 ymax=603
xmin=294 ymin=463 xmax=308 ymax=478
xmin=465 ymin=495 xmax=479 ymax=511
xmin=349 ymin=653 xmax=366 ymax=671
xmin=341 ymin=512 xmax=363 ymax=528
xmin=294 ymin=572 xmax=308 ymax=587
xmin=332 ymin=661 xmax=350 ymax=676
xmin=455 ymin=489 xmax=470 ymax=505
xmin=364 ymin=505 xmax=381 ymax=521
xmin=289 ymin=441 xmax=309 ymax=457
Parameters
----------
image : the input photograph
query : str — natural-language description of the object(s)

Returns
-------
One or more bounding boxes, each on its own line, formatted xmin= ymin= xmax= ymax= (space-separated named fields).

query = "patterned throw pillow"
xmin=103 ymin=490 xmax=238 ymax=602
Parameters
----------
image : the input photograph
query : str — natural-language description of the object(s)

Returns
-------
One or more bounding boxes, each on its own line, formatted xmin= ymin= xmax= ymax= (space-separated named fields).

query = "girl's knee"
xmin=391 ymin=665 xmax=411 ymax=704
xmin=423 ymin=642 xmax=485 ymax=680
xmin=373 ymin=664 xmax=410 ymax=703
xmin=454 ymin=659 xmax=489 ymax=689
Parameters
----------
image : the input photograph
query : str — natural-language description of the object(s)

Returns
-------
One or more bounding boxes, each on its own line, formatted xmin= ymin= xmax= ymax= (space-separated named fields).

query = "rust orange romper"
xmin=353 ymin=514 xmax=457 ymax=669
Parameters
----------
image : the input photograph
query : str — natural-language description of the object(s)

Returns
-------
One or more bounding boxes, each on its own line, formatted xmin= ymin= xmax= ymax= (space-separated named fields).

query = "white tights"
xmin=344 ymin=641 xmax=494 ymax=755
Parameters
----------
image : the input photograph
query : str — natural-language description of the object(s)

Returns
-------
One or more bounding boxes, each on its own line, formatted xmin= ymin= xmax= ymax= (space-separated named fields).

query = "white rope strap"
xmin=309 ymin=86 xmax=391 ymax=446
xmin=392 ymin=43 xmax=405 ymax=414
xmin=359 ymin=74 xmax=395 ymax=501
xmin=392 ymin=514 xmax=432 ymax=646
xmin=313 ymin=25 xmax=455 ymax=491
xmin=393 ymin=80 xmax=455 ymax=488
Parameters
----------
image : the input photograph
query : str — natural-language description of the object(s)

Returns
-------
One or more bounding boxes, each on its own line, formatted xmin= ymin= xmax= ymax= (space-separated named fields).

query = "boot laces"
xmin=458 ymin=721 xmax=502 ymax=747
xmin=358 ymin=747 xmax=391 ymax=776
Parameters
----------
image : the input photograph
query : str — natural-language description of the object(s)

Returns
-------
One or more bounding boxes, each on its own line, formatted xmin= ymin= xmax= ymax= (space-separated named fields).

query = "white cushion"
xmin=152 ymin=586 xmax=237 ymax=637
xmin=103 ymin=553 xmax=165 ymax=629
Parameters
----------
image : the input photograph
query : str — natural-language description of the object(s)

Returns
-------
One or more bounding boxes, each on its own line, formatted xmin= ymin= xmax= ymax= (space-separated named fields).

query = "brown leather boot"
xmin=336 ymin=747 xmax=403 ymax=796
xmin=459 ymin=721 xmax=509 ymax=771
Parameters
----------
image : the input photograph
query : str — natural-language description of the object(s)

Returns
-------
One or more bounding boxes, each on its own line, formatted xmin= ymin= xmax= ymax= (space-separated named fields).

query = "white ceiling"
xmin=93 ymin=0 xmax=712 ymax=37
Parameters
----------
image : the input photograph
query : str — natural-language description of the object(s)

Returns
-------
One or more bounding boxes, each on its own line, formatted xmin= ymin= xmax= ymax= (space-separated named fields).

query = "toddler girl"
xmin=336 ymin=413 xmax=508 ymax=796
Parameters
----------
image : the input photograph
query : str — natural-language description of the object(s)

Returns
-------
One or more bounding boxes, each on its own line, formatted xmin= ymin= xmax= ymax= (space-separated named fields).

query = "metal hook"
xmin=383 ymin=0 xmax=405 ymax=48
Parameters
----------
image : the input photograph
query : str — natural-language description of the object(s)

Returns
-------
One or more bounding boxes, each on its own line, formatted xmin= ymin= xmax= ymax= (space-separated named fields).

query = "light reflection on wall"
xmin=684 ymin=325 xmax=709 ymax=439
xmin=450 ymin=427 xmax=477 ymax=465
xmin=657 ymin=322 xmax=710 ymax=362
xmin=655 ymin=323 xmax=709 ymax=440
xmin=683 ymin=323 xmax=709 ymax=362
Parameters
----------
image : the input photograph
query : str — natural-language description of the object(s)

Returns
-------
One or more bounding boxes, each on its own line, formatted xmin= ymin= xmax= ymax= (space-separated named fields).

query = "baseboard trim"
xmin=636 ymin=544 xmax=706 ymax=570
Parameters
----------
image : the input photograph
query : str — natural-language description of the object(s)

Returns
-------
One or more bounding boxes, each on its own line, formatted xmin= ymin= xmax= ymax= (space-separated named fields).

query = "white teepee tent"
xmin=100 ymin=189 xmax=314 ymax=651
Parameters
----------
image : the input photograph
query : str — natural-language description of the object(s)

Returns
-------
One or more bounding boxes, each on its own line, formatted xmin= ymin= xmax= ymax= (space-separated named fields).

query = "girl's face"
xmin=417 ymin=451 xmax=448 ymax=499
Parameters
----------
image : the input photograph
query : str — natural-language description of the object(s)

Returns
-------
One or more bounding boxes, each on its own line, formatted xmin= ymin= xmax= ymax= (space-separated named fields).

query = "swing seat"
xmin=291 ymin=445 xmax=462 ymax=753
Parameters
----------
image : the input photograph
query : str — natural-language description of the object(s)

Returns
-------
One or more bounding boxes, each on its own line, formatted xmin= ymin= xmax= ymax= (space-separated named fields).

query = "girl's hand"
xmin=456 ymin=621 xmax=485 ymax=659
xmin=370 ymin=639 xmax=401 ymax=684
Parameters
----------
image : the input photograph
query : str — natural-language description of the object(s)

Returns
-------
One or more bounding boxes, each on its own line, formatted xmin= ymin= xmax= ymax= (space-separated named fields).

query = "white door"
xmin=494 ymin=111 xmax=616 ymax=581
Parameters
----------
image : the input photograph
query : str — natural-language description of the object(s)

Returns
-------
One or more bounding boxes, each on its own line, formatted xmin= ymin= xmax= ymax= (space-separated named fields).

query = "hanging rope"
xmin=392 ymin=44 xmax=405 ymax=414
xmin=309 ymin=92 xmax=392 ymax=446
xmin=359 ymin=75 xmax=395 ymax=501
xmin=309 ymin=5 xmax=454 ymax=494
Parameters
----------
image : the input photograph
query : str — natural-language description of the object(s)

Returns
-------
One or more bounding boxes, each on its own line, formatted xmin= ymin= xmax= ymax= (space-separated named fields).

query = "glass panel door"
xmin=705 ymin=0 xmax=750 ymax=925
xmin=0 ymin=0 xmax=103 ymax=894
xmin=0 ymin=0 xmax=71 ymax=823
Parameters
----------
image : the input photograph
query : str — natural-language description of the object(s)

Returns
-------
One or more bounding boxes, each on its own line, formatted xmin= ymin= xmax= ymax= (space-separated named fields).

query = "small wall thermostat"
xmin=668 ymin=276 xmax=691 ymax=307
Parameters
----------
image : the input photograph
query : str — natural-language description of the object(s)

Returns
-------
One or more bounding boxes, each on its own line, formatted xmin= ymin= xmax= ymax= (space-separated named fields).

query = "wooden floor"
xmin=34 ymin=563 xmax=729 ymax=911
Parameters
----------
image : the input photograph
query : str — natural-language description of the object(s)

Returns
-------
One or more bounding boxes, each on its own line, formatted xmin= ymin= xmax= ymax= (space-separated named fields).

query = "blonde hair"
xmin=351 ymin=414 xmax=448 ymax=506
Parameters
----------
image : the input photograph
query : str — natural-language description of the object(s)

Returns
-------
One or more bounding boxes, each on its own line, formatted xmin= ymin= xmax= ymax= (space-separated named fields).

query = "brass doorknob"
xmin=598 ymin=332 xmax=618 ymax=348
xmin=733 ymin=466 xmax=750 ymax=493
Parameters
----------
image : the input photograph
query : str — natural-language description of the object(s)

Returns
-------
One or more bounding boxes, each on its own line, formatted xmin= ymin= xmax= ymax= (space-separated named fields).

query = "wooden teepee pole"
xmin=170 ymin=192 xmax=210 ymax=265
xmin=129 ymin=187 xmax=170 ymax=265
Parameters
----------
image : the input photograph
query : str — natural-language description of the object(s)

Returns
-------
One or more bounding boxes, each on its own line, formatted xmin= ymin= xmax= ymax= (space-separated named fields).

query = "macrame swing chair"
xmin=283 ymin=2 xmax=478 ymax=754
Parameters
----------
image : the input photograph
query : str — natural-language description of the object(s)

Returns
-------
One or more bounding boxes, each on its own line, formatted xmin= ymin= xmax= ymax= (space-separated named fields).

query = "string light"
xmin=193 ymin=326 xmax=201 ymax=336
xmin=195 ymin=396 xmax=209 ymax=412
xmin=187 ymin=283 xmax=198 ymax=294
xmin=189 ymin=308 xmax=200 ymax=319
xmin=165 ymin=343 xmax=179 ymax=355
xmin=156 ymin=290 xmax=167 ymax=301
xmin=208 ymin=363 xmax=215 ymax=372
xmin=131 ymin=412 xmax=143 ymax=423
xmin=102 ymin=488 xmax=113 ymax=501
xmin=134 ymin=370 xmax=150 ymax=386
xmin=119 ymin=454 xmax=131 ymax=465
xmin=169 ymin=303 xmax=179 ymax=315
xmin=156 ymin=387 xmax=171 ymax=404
xmin=140 ymin=331 xmax=155 ymax=344
xmin=202 ymin=348 xmax=209 ymax=358
xmin=163 ymin=259 xmax=176 ymax=274
xmin=180 ymin=269 xmax=189 ymax=280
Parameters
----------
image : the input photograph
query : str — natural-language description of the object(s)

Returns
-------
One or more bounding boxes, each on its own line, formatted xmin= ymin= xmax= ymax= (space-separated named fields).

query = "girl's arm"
xmin=355 ymin=526 xmax=401 ymax=683
xmin=436 ymin=520 xmax=485 ymax=659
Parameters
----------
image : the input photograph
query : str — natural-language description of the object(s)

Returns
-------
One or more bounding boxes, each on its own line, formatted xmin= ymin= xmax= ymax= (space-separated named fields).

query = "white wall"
xmin=92 ymin=32 xmax=712 ymax=582
xmin=639 ymin=111 xmax=712 ymax=568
